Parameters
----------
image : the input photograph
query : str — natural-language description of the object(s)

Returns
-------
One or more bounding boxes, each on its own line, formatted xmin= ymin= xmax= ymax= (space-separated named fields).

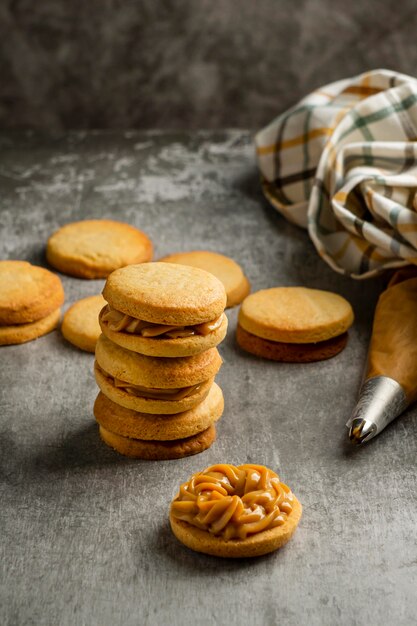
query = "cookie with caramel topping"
xmin=62 ymin=294 xmax=106 ymax=353
xmin=160 ymin=251 xmax=250 ymax=308
xmin=94 ymin=382 xmax=224 ymax=440
xmin=100 ymin=262 xmax=228 ymax=356
xmin=99 ymin=424 xmax=217 ymax=460
xmin=47 ymin=220 xmax=153 ymax=279
xmin=170 ymin=464 xmax=302 ymax=558
xmin=237 ymin=287 xmax=353 ymax=362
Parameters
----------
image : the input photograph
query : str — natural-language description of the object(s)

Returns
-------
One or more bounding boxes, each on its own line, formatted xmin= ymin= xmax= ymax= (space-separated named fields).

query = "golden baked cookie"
xmin=239 ymin=287 xmax=354 ymax=343
xmin=170 ymin=464 xmax=302 ymax=558
xmin=0 ymin=260 xmax=64 ymax=325
xmin=102 ymin=262 xmax=227 ymax=325
xmin=0 ymin=308 xmax=61 ymax=346
xmin=236 ymin=325 xmax=348 ymax=362
xmin=61 ymin=295 xmax=106 ymax=353
xmin=93 ymin=382 xmax=224 ymax=440
xmin=46 ymin=220 xmax=153 ymax=278
xmin=160 ymin=251 xmax=250 ymax=308
xmin=99 ymin=424 xmax=216 ymax=460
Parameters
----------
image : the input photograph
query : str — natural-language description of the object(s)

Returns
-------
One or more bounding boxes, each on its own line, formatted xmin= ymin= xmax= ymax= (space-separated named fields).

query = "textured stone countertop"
xmin=1 ymin=131 xmax=416 ymax=626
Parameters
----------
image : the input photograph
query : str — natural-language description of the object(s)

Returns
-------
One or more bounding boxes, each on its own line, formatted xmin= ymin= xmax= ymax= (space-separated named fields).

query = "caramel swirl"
xmin=95 ymin=363 xmax=202 ymax=400
xmin=171 ymin=464 xmax=294 ymax=540
xmin=101 ymin=305 xmax=223 ymax=339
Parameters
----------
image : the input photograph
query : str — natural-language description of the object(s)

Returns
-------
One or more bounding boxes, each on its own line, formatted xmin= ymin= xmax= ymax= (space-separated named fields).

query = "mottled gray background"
xmin=1 ymin=0 xmax=417 ymax=130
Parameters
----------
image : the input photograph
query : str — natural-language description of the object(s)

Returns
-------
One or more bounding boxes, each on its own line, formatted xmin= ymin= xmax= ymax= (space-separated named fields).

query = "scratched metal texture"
xmin=0 ymin=131 xmax=416 ymax=626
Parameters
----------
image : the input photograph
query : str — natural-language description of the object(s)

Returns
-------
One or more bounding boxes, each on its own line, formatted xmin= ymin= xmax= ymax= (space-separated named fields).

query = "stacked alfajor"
xmin=93 ymin=262 xmax=227 ymax=460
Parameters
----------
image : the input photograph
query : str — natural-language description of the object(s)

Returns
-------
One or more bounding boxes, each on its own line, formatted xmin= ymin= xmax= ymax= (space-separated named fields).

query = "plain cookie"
xmin=47 ymin=219 xmax=153 ymax=278
xmin=160 ymin=251 xmax=250 ymax=308
xmin=0 ymin=260 xmax=64 ymax=325
xmin=62 ymin=294 xmax=106 ymax=353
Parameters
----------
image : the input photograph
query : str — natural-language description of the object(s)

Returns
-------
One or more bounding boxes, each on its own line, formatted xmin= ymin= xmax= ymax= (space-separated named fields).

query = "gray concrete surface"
xmin=0 ymin=130 xmax=416 ymax=626
xmin=2 ymin=1 xmax=417 ymax=130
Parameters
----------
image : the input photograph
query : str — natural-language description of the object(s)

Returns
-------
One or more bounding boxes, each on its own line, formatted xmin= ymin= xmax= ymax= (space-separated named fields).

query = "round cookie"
xmin=46 ymin=220 xmax=153 ymax=279
xmin=94 ymin=363 xmax=215 ymax=414
xmin=238 ymin=287 xmax=354 ymax=343
xmin=170 ymin=464 xmax=302 ymax=558
xmin=99 ymin=424 xmax=216 ymax=460
xmin=160 ymin=251 xmax=250 ymax=308
xmin=93 ymin=383 xmax=224 ymax=440
xmin=62 ymin=295 xmax=106 ymax=353
xmin=0 ymin=308 xmax=61 ymax=346
xmin=102 ymin=262 xmax=227 ymax=325
xmin=0 ymin=260 xmax=64 ymax=325
xmin=95 ymin=334 xmax=222 ymax=389
xmin=99 ymin=308 xmax=228 ymax=357
xmin=236 ymin=325 xmax=348 ymax=362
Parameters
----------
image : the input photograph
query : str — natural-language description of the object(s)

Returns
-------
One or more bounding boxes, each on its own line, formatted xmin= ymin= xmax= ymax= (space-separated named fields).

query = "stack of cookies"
xmin=93 ymin=262 xmax=228 ymax=460
xmin=0 ymin=261 xmax=64 ymax=346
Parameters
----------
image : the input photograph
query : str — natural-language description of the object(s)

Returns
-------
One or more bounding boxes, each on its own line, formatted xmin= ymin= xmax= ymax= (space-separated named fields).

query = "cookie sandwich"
xmin=170 ymin=463 xmax=302 ymax=557
xmin=95 ymin=334 xmax=222 ymax=414
xmin=0 ymin=260 xmax=64 ymax=346
xmin=237 ymin=287 xmax=354 ymax=362
xmin=99 ymin=262 xmax=228 ymax=357
xmin=94 ymin=383 xmax=224 ymax=460
xmin=160 ymin=251 xmax=250 ymax=308
xmin=47 ymin=219 xmax=153 ymax=278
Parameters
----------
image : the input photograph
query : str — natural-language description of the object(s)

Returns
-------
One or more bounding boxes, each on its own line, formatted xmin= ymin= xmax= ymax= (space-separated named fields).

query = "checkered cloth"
xmin=255 ymin=69 xmax=417 ymax=278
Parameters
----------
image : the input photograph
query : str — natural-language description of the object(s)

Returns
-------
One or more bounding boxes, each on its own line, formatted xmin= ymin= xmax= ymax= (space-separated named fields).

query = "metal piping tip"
xmin=348 ymin=418 xmax=377 ymax=445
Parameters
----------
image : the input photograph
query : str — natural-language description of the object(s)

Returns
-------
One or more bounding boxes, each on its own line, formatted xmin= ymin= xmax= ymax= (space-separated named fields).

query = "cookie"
xmin=0 ymin=260 xmax=64 ymax=325
xmin=94 ymin=334 xmax=222 ymax=413
xmin=99 ymin=424 xmax=216 ymax=460
xmin=160 ymin=251 xmax=250 ymax=308
xmin=93 ymin=382 xmax=224 ymax=440
xmin=0 ymin=307 xmax=61 ymax=346
xmin=236 ymin=325 xmax=348 ymax=362
xmin=62 ymin=294 xmax=106 ymax=353
xmin=239 ymin=287 xmax=354 ymax=343
xmin=100 ymin=262 xmax=227 ymax=356
xmin=46 ymin=220 xmax=153 ymax=279
xmin=170 ymin=464 xmax=302 ymax=558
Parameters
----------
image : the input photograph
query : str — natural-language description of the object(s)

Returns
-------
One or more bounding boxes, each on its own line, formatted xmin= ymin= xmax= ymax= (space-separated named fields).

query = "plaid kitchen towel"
xmin=255 ymin=69 xmax=417 ymax=278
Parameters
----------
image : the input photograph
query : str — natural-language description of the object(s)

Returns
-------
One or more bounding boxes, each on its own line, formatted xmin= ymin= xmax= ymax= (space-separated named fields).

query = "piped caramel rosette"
xmin=170 ymin=464 xmax=302 ymax=558
xmin=95 ymin=334 xmax=222 ymax=415
xmin=100 ymin=262 xmax=228 ymax=357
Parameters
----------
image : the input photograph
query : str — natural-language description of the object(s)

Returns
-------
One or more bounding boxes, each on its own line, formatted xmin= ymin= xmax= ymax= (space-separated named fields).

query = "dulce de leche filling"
xmin=101 ymin=305 xmax=223 ymax=339
xmin=171 ymin=464 xmax=294 ymax=540
xmin=95 ymin=363 xmax=202 ymax=401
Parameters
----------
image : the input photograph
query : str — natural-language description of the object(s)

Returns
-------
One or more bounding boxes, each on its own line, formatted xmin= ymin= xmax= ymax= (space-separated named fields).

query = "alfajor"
xmin=95 ymin=334 xmax=222 ymax=414
xmin=0 ymin=260 xmax=64 ymax=345
xmin=99 ymin=262 xmax=227 ymax=357
xmin=237 ymin=287 xmax=354 ymax=362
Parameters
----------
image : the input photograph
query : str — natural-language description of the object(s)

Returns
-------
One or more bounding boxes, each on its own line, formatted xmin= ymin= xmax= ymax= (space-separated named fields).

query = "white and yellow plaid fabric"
xmin=256 ymin=69 xmax=417 ymax=278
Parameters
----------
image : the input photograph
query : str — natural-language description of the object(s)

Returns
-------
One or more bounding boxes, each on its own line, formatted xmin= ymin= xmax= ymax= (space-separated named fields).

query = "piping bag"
xmin=347 ymin=271 xmax=417 ymax=444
